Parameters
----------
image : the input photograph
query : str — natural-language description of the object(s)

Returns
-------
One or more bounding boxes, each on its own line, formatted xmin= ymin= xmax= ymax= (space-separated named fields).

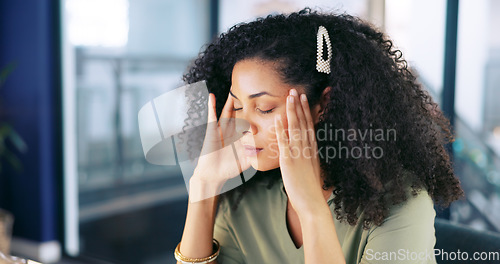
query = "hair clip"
xmin=316 ymin=25 xmax=332 ymax=74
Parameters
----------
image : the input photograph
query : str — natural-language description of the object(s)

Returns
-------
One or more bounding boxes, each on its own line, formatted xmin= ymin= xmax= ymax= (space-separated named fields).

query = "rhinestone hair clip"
xmin=316 ymin=25 xmax=332 ymax=74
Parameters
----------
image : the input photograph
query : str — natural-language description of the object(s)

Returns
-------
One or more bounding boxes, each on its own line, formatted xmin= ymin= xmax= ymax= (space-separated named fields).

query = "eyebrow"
xmin=229 ymin=90 xmax=277 ymax=100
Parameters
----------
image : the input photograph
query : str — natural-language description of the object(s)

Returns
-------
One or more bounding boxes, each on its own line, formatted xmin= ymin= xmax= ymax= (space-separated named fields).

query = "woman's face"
xmin=230 ymin=58 xmax=309 ymax=171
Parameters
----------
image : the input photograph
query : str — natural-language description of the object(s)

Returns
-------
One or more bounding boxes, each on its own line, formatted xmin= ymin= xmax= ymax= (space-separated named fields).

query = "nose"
xmin=242 ymin=123 xmax=258 ymax=135
xmin=235 ymin=112 xmax=258 ymax=136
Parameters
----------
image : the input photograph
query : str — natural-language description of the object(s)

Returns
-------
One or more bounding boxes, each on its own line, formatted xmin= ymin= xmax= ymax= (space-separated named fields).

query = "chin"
xmin=249 ymin=157 xmax=280 ymax=172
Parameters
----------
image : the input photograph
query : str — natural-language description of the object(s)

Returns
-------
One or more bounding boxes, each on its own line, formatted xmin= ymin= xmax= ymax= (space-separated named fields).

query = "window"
xmin=61 ymin=0 xmax=211 ymax=262
xmin=385 ymin=0 xmax=500 ymax=233
xmin=450 ymin=0 xmax=500 ymax=232
xmin=385 ymin=0 xmax=447 ymax=100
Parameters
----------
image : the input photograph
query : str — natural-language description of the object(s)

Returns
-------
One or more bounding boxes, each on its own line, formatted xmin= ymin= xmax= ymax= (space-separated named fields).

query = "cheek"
xmin=276 ymin=112 xmax=289 ymax=138
xmin=263 ymin=112 xmax=289 ymax=145
xmin=281 ymin=113 xmax=289 ymax=133
xmin=234 ymin=111 xmax=243 ymax=120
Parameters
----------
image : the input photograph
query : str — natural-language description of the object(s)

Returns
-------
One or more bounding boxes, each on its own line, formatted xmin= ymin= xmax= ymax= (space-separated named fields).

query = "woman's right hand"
xmin=190 ymin=92 xmax=252 ymax=200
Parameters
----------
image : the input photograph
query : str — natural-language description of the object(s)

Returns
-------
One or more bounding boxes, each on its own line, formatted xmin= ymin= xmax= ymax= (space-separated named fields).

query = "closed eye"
xmin=258 ymin=108 xmax=274 ymax=114
xmin=233 ymin=107 xmax=275 ymax=114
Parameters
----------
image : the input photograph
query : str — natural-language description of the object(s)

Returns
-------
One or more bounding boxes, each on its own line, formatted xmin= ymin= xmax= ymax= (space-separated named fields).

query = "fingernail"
xmin=290 ymin=89 xmax=297 ymax=96
xmin=301 ymin=94 xmax=307 ymax=102
xmin=288 ymin=95 xmax=294 ymax=103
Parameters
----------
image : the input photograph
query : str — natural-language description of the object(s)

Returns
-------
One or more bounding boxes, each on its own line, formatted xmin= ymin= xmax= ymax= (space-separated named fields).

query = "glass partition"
xmin=449 ymin=0 xmax=500 ymax=233
xmin=61 ymin=0 xmax=210 ymax=262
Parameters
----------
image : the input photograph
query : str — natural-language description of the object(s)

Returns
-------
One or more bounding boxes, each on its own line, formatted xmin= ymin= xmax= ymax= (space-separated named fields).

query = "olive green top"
xmin=214 ymin=177 xmax=437 ymax=264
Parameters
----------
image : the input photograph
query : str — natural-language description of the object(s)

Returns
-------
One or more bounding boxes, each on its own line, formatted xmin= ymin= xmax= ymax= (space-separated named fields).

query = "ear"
xmin=311 ymin=86 xmax=331 ymax=124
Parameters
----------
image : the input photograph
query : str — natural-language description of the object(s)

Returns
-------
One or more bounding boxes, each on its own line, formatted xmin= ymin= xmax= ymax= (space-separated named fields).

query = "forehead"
xmin=230 ymin=59 xmax=295 ymax=97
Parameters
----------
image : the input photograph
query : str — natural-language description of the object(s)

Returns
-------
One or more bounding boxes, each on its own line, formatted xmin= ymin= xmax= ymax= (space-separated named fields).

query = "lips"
xmin=243 ymin=145 xmax=263 ymax=156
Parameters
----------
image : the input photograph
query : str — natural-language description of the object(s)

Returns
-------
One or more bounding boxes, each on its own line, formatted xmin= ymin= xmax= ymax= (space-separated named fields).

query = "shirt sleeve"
xmin=214 ymin=197 xmax=245 ymax=264
xmin=359 ymin=190 xmax=437 ymax=264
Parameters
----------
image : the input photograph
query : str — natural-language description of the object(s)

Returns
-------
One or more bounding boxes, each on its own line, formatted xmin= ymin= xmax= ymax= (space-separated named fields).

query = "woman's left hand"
xmin=274 ymin=88 xmax=328 ymax=217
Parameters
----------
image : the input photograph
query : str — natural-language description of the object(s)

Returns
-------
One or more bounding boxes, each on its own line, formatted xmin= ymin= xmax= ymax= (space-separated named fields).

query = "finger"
xmin=220 ymin=93 xmax=236 ymax=143
xmin=207 ymin=93 xmax=217 ymax=123
xmin=220 ymin=92 xmax=235 ymax=119
xmin=300 ymin=93 xmax=320 ymax=163
xmin=203 ymin=93 xmax=222 ymax=152
xmin=274 ymin=115 xmax=290 ymax=159
xmin=286 ymin=93 xmax=302 ymax=150
xmin=292 ymin=90 xmax=308 ymax=147
xmin=299 ymin=93 xmax=316 ymax=144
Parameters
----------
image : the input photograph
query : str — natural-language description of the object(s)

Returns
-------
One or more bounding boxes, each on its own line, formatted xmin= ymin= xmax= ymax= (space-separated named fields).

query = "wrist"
xmin=297 ymin=200 xmax=332 ymax=223
xmin=189 ymin=177 xmax=224 ymax=203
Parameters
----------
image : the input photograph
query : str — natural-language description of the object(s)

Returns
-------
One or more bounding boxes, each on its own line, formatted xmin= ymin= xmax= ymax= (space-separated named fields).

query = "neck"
xmin=322 ymin=186 xmax=334 ymax=201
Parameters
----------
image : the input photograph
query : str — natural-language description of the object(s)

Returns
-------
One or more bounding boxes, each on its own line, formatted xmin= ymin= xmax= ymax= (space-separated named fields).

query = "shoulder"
xmin=377 ymin=170 xmax=436 ymax=227
xmin=360 ymin=188 xmax=437 ymax=263
xmin=386 ymin=188 xmax=435 ymax=222
xmin=368 ymin=187 xmax=436 ymax=242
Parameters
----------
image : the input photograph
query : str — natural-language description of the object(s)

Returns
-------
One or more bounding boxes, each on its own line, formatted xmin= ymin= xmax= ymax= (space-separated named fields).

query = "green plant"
xmin=0 ymin=63 xmax=27 ymax=173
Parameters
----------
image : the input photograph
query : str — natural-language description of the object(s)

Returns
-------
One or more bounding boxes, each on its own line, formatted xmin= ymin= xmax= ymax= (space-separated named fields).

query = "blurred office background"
xmin=0 ymin=0 xmax=499 ymax=263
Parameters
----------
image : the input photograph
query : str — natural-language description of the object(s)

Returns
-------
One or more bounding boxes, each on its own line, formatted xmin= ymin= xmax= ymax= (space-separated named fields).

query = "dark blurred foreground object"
xmin=435 ymin=218 xmax=500 ymax=263
xmin=0 ymin=63 xmax=27 ymax=174
xmin=0 ymin=209 xmax=13 ymax=256
xmin=0 ymin=64 xmax=30 ymax=264
xmin=0 ymin=210 xmax=41 ymax=263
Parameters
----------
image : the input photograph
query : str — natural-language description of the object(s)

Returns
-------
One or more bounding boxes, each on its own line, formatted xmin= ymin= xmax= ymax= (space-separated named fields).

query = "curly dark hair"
xmin=182 ymin=8 xmax=464 ymax=229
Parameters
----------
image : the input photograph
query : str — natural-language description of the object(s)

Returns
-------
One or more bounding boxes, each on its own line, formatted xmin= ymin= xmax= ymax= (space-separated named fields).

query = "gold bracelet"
xmin=174 ymin=239 xmax=220 ymax=264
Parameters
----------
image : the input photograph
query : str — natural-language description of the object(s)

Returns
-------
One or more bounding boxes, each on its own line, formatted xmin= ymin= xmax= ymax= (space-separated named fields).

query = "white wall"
xmin=219 ymin=0 xmax=368 ymax=33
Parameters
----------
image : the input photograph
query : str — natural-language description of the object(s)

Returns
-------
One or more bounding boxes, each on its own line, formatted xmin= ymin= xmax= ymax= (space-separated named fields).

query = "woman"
xmin=175 ymin=8 xmax=464 ymax=264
